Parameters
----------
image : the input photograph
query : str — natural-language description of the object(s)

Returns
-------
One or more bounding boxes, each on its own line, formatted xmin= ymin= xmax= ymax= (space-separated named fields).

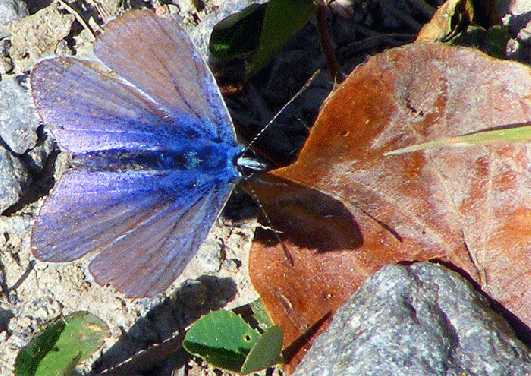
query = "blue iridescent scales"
xmin=30 ymin=10 xmax=244 ymax=297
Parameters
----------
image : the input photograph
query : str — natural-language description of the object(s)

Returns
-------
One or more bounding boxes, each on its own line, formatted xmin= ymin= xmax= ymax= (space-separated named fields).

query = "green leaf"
xmin=183 ymin=310 xmax=261 ymax=372
xmin=482 ymin=25 xmax=510 ymax=59
xmin=15 ymin=320 xmax=65 ymax=376
xmin=184 ymin=309 xmax=283 ymax=374
xmin=250 ymin=298 xmax=274 ymax=330
xmin=15 ymin=312 xmax=109 ymax=376
xmin=241 ymin=326 xmax=283 ymax=374
xmin=209 ymin=4 xmax=266 ymax=61
xmin=248 ymin=0 xmax=314 ymax=77
xmin=385 ymin=124 xmax=531 ymax=155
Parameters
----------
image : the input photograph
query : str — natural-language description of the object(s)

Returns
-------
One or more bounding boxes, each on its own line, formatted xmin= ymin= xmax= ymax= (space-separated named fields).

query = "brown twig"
xmin=315 ymin=3 xmax=344 ymax=85
xmin=56 ymin=0 xmax=100 ymax=39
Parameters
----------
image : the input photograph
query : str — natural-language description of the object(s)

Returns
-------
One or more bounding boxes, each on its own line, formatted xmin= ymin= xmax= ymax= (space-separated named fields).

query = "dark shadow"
xmin=489 ymin=298 xmax=531 ymax=348
xmin=247 ymin=175 xmax=364 ymax=252
xmin=0 ymin=257 xmax=8 ymax=297
xmin=0 ymin=308 xmax=15 ymax=334
xmin=281 ymin=311 xmax=331 ymax=364
xmin=0 ymin=249 xmax=34 ymax=302
xmin=7 ymin=260 xmax=35 ymax=299
xmin=90 ymin=275 xmax=238 ymax=376
xmin=221 ymin=188 xmax=259 ymax=223
xmin=21 ymin=0 xmax=52 ymax=15
xmin=2 ymin=134 xmax=59 ymax=217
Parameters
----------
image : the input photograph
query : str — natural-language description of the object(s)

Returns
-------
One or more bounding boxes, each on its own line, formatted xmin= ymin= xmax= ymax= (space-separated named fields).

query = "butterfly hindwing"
xmin=32 ymin=168 xmax=236 ymax=297
xmin=88 ymin=178 xmax=235 ymax=297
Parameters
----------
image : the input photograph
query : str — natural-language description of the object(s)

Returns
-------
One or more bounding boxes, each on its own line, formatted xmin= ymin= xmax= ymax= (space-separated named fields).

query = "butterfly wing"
xmin=94 ymin=9 xmax=236 ymax=142
xmin=30 ymin=10 xmax=242 ymax=297
xmin=32 ymin=169 xmax=235 ymax=297
xmin=31 ymin=57 xmax=206 ymax=154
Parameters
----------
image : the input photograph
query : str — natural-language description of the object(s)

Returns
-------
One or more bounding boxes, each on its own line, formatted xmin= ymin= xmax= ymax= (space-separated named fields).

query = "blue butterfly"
xmin=30 ymin=9 xmax=250 ymax=298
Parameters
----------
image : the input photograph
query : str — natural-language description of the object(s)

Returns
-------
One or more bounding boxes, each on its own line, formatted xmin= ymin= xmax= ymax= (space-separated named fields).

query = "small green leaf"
xmin=385 ymin=124 xmax=531 ymax=155
xmin=482 ymin=25 xmax=510 ymax=59
xmin=15 ymin=312 xmax=109 ymax=376
xmin=15 ymin=320 xmax=65 ymax=376
xmin=248 ymin=0 xmax=314 ymax=77
xmin=183 ymin=310 xmax=261 ymax=372
xmin=241 ymin=326 xmax=283 ymax=374
xmin=209 ymin=4 xmax=266 ymax=61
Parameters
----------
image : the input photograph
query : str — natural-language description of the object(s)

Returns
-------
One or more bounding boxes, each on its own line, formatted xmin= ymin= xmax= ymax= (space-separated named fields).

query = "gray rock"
xmin=0 ymin=74 xmax=40 ymax=213
xmin=4 ymin=4 xmax=75 ymax=73
xmin=0 ymin=0 xmax=28 ymax=25
xmin=0 ymin=146 xmax=28 ymax=213
xmin=0 ymin=75 xmax=39 ymax=154
xmin=294 ymin=262 xmax=531 ymax=376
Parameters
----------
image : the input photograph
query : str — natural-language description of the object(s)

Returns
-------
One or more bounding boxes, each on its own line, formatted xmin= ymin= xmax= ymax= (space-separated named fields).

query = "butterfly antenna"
xmin=243 ymin=69 xmax=321 ymax=154
xmin=238 ymin=72 xmax=321 ymax=265
xmin=243 ymin=177 xmax=294 ymax=266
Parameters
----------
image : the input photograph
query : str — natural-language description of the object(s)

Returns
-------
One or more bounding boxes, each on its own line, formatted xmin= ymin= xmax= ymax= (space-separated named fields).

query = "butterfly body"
xmin=70 ymin=141 xmax=242 ymax=175
xmin=30 ymin=10 xmax=246 ymax=297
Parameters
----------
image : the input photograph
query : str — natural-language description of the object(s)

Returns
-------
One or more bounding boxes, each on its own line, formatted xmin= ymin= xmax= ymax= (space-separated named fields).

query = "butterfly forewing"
xmin=31 ymin=57 xmax=205 ymax=154
xmin=94 ymin=10 xmax=235 ymax=141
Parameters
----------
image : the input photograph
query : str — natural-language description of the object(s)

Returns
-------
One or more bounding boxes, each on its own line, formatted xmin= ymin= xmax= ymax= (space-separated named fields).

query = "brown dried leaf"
xmin=249 ymin=43 xmax=531 ymax=370
xmin=248 ymin=174 xmax=444 ymax=371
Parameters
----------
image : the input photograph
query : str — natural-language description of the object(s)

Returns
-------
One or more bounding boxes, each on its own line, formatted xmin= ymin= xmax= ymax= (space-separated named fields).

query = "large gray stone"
xmin=294 ymin=262 xmax=531 ymax=376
